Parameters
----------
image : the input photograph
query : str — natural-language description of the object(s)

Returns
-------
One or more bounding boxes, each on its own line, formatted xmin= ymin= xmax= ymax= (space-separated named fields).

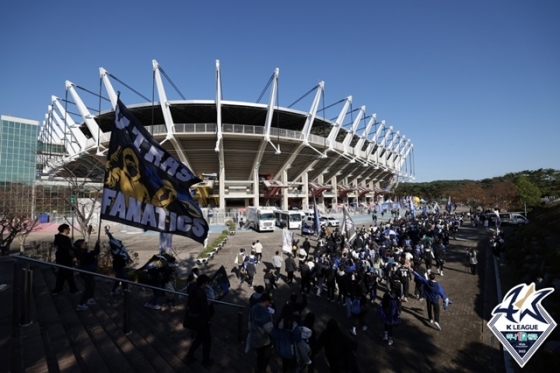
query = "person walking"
xmin=248 ymin=293 xmax=274 ymax=373
xmin=315 ymin=319 xmax=359 ymax=373
xmin=434 ymin=242 xmax=446 ymax=276
xmin=378 ymin=286 xmax=401 ymax=345
xmin=285 ymin=253 xmax=297 ymax=284
xmin=235 ymin=248 xmax=246 ymax=282
xmin=272 ymin=251 xmax=283 ymax=278
xmin=349 ymin=289 xmax=368 ymax=335
xmin=109 ymin=234 xmax=132 ymax=295
xmin=51 ymin=224 xmax=79 ymax=295
xmin=244 ymin=256 xmax=257 ymax=287
xmin=263 ymin=268 xmax=278 ymax=293
xmin=254 ymin=240 xmax=263 ymax=264
xmin=75 ymin=239 xmax=100 ymax=311
xmin=412 ymin=271 xmax=450 ymax=331
xmin=466 ymin=248 xmax=478 ymax=275
xmin=184 ymin=274 xmax=213 ymax=367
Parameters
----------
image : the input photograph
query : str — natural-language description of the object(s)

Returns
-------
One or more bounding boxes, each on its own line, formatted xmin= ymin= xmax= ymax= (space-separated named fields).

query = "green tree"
xmin=514 ymin=175 xmax=541 ymax=207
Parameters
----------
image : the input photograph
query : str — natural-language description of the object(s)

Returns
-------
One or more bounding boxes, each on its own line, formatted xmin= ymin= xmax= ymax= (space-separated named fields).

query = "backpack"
xmin=351 ymin=297 xmax=361 ymax=315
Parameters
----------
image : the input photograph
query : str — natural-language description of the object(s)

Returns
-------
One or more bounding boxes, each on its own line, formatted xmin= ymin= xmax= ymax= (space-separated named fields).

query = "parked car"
xmin=303 ymin=216 xmax=327 ymax=228
xmin=500 ymin=212 xmax=528 ymax=226
xmin=485 ymin=212 xmax=528 ymax=226
xmin=324 ymin=216 xmax=340 ymax=227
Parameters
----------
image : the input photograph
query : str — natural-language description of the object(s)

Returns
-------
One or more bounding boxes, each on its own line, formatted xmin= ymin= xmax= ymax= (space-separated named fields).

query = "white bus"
xmin=274 ymin=210 xmax=303 ymax=229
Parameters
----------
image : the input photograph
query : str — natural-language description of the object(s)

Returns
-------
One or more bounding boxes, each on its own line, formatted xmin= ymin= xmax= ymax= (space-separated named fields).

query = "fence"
xmin=10 ymin=255 xmax=247 ymax=341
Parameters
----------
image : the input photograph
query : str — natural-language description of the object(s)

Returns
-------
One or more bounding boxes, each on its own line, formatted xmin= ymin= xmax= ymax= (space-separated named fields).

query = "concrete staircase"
xmin=1 ymin=259 xmax=251 ymax=373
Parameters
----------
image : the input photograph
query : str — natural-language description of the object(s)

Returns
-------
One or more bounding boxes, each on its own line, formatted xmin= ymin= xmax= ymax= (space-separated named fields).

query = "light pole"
xmin=71 ymin=191 xmax=76 ymax=240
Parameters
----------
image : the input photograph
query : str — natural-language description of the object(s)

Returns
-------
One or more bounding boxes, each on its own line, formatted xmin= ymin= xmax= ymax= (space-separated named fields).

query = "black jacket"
xmin=77 ymin=243 xmax=100 ymax=272
xmin=285 ymin=257 xmax=297 ymax=272
xmin=54 ymin=233 xmax=74 ymax=266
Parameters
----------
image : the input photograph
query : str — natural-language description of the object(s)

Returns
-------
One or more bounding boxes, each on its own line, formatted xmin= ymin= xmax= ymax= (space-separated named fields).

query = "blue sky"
xmin=1 ymin=0 xmax=559 ymax=182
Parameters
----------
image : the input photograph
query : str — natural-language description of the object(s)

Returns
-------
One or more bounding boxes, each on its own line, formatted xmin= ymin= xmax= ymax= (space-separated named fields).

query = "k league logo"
xmin=488 ymin=282 xmax=557 ymax=368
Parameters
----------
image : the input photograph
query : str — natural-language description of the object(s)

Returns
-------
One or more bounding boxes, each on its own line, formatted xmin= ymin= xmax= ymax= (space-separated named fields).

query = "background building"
xmin=0 ymin=115 xmax=38 ymax=216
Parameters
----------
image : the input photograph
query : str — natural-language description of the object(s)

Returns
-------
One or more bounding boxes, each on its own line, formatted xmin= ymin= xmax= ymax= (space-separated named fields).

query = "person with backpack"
xmin=244 ymin=256 xmax=256 ymax=287
xmin=349 ymin=289 xmax=368 ymax=335
xmin=272 ymin=303 xmax=304 ymax=371
xmin=378 ymin=285 xmax=401 ymax=346
xmin=248 ymin=293 xmax=274 ymax=373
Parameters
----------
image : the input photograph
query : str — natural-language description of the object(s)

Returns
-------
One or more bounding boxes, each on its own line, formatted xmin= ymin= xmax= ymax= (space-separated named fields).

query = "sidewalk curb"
xmin=493 ymin=256 xmax=515 ymax=373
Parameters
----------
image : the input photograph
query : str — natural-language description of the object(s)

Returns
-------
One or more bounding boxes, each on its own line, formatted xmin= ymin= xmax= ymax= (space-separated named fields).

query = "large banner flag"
xmin=282 ymin=228 xmax=293 ymax=253
xmin=446 ymin=196 xmax=452 ymax=213
xmin=493 ymin=209 xmax=501 ymax=231
xmin=159 ymin=232 xmax=173 ymax=254
xmin=341 ymin=205 xmax=357 ymax=244
xmin=209 ymin=265 xmax=230 ymax=300
xmin=409 ymin=197 xmax=416 ymax=219
xmin=101 ymin=99 xmax=209 ymax=244
xmin=313 ymin=196 xmax=321 ymax=237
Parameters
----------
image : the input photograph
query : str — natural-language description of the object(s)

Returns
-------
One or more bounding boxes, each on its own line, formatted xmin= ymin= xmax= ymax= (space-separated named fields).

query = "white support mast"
xmin=66 ymin=81 xmax=101 ymax=145
xmin=215 ymin=60 xmax=225 ymax=208
xmin=52 ymin=96 xmax=87 ymax=151
xmin=274 ymin=82 xmax=325 ymax=180
xmin=50 ymin=107 xmax=80 ymax=155
xmin=263 ymin=68 xmax=280 ymax=153
xmin=353 ymin=113 xmax=376 ymax=157
xmin=151 ymin=60 xmax=193 ymax=170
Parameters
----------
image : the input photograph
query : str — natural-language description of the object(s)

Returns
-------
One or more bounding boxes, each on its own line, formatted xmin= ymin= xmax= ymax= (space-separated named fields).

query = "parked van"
xmin=274 ymin=210 xmax=303 ymax=229
xmin=486 ymin=212 xmax=528 ymax=226
xmin=499 ymin=212 xmax=528 ymax=226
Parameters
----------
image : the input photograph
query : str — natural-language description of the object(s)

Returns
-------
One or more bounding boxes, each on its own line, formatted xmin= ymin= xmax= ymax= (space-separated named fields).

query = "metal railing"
xmin=10 ymin=255 xmax=246 ymax=341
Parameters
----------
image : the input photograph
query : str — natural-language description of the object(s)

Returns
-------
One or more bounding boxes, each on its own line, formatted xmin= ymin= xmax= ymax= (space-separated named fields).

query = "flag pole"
xmin=96 ymin=91 xmax=121 ymax=242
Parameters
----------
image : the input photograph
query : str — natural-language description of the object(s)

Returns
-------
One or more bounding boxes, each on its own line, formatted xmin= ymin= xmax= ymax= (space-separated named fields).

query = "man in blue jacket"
xmin=413 ymin=270 xmax=450 ymax=331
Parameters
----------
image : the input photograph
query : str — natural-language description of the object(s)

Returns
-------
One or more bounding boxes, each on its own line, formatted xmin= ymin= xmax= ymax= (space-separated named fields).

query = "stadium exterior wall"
xmin=39 ymin=60 xmax=415 ymax=213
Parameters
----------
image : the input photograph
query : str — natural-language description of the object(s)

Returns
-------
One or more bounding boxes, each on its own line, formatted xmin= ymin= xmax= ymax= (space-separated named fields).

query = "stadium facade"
xmin=38 ymin=60 xmax=414 ymax=214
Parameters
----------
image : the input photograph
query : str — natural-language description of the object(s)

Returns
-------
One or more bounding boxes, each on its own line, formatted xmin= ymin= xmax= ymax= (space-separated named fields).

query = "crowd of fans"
xmin=226 ymin=210 xmax=472 ymax=371
xmin=47 ymin=207 xmax=504 ymax=371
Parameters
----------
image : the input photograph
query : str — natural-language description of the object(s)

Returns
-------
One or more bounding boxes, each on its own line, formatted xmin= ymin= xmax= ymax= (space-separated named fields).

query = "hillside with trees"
xmin=394 ymin=168 xmax=559 ymax=210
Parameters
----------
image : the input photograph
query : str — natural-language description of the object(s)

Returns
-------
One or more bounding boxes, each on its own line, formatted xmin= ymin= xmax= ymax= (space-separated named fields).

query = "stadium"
xmin=38 ymin=60 xmax=415 ymax=216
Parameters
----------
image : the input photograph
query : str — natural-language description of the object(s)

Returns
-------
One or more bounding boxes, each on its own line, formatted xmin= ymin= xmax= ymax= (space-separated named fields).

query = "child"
xmin=75 ymin=239 xmax=100 ymax=311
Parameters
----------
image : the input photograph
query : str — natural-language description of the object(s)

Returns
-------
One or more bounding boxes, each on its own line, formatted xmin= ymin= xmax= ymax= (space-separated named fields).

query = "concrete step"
xmin=39 ymin=267 xmax=113 ymax=372
xmin=10 ymin=259 xmax=258 ymax=372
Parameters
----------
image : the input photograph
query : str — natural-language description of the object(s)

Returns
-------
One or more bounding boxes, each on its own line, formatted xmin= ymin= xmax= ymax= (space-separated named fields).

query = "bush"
xmin=226 ymin=220 xmax=236 ymax=232
xmin=197 ymin=231 xmax=228 ymax=258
